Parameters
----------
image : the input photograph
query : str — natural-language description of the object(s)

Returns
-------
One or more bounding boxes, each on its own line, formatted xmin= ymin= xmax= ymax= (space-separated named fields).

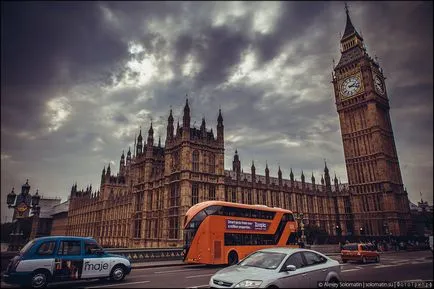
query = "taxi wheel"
xmin=375 ymin=256 xmax=380 ymax=263
xmin=110 ymin=265 xmax=126 ymax=282
xmin=362 ymin=257 xmax=367 ymax=264
xmin=342 ymin=259 xmax=347 ymax=263
xmin=30 ymin=271 xmax=49 ymax=288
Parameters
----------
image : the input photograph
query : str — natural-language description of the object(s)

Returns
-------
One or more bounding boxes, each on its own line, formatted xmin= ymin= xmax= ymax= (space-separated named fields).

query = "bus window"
xmin=204 ymin=206 xmax=221 ymax=216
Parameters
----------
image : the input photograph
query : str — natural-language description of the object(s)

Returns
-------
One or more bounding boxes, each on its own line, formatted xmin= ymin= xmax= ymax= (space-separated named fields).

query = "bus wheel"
xmin=228 ymin=251 xmax=238 ymax=265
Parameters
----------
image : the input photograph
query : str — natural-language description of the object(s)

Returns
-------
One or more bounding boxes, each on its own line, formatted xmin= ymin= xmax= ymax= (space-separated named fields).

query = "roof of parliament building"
xmin=224 ymin=170 xmax=349 ymax=193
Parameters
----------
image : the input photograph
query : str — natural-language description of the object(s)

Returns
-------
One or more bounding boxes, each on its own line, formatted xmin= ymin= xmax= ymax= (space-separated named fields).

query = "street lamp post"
xmin=336 ymin=224 xmax=342 ymax=244
xmin=336 ymin=225 xmax=342 ymax=236
xmin=6 ymin=180 xmax=40 ymax=251
xmin=296 ymin=213 xmax=306 ymax=246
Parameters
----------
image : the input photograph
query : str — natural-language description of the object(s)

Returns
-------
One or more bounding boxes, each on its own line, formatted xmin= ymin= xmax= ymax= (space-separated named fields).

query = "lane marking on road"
xmin=188 ymin=285 xmax=209 ymax=288
xmin=134 ymin=265 xmax=202 ymax=271
xmin=155 ymin=268 xmax=201 ymax=274
xmin=87 ymin=280 xmax=151 ymax=288
xmin=410 ymin=261 xmax=433 ymax=265
xmin=341 ymin=268 xmax=361 ymax=272
xmin=402 ymin=279 xmax=423 ymax=282
xmin=374 ymin=264 xmax=396 ymax=268
xmin=186 ymin=273 xmax=215 ymax=279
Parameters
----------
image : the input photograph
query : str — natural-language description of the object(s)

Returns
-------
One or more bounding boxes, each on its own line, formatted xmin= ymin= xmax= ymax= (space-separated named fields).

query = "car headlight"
xmin=234 ymin=280 xmax=263 ymax=288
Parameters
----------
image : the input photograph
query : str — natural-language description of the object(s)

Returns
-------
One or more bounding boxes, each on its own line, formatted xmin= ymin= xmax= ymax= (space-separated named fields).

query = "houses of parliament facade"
xmin=66 ymin=7 xmax=411 ymax=248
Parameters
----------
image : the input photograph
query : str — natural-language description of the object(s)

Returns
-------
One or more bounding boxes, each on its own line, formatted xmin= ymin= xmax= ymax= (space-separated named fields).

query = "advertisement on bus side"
xmin=226 ymin=219 xmax=270 ymax=231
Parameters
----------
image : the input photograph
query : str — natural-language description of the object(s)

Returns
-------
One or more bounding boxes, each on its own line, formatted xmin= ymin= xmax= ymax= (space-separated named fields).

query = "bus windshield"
xmin=183 ymin=210 xmax=207 ymax=259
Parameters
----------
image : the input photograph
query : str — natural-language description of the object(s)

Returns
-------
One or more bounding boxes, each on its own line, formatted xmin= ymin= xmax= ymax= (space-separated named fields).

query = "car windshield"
xmin=239 ymin=251 xmax=286 ymax=270
xmin=20 ymin=240 xmax=36 ymax=255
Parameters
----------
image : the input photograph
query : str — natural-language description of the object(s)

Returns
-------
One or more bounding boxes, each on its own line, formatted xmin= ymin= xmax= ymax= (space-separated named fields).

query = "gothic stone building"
xmin=66 ymin=7 xmax=411 ymax=248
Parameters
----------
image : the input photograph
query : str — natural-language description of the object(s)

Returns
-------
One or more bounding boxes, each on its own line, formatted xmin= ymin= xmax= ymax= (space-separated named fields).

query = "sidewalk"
xmin=132 ymin=260 xmax=184 ymax=269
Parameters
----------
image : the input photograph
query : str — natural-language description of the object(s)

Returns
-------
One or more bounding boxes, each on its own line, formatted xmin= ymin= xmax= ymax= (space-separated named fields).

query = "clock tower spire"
xmin=332 ymin=3 xmax=411 ymax=237
xmin=340 ymin=2 xmax=364 ymax=53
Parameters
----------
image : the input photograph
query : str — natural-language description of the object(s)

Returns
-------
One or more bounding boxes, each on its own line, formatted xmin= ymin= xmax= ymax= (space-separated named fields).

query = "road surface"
xmin=2 ymin=250 xmax=432 ymax=288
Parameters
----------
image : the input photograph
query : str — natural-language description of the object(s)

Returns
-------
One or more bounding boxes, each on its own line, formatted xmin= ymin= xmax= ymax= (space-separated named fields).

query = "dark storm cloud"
xmin=253 ymin=1 xmax=329 ymax=65
xmin=194 ymin=25 xmax=251 ymax=87
xmin=1 ymin=1 xmax=432 ymax=222
xmin=113 ymin=113 xmax=129 ymax=124
xmin=1 ymin=1 xmax=129 ymax=132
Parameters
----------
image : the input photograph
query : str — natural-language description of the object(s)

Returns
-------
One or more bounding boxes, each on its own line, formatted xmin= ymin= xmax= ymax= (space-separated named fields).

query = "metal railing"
xmin=104 ymin=247 xmax=184 ymax=263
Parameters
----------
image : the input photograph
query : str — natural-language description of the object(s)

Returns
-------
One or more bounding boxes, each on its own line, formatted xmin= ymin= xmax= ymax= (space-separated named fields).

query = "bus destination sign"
xmin=226 ymin=219 xmax=270 ymax=231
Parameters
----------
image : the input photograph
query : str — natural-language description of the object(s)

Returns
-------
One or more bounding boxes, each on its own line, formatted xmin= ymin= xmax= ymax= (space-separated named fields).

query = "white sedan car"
xmin=210 ymin=248 xmax=341 ymax=288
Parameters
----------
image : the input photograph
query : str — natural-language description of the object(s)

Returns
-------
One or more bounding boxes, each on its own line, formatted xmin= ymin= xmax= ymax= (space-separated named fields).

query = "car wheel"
xmin=375 ymin=256 xmax=380 ymax=263
xmin=30 ymin=271 xmax=49 ymax=289
xmin=342 ymin=259 xmax=347 ymax=263
xmin=362 ymin=257 xmax=367 ymax=264
xmin=329 ymin=277 xmax=339 ymax=283
xmin=110 ymin=265 xmax=126 ymax=282
xmin=228 ymin=251 xmax=239 ymax=265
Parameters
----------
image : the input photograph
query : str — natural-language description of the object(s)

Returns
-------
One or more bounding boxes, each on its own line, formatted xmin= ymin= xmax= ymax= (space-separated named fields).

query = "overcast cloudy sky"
xmin=1 ymin=1 xmax=432 ymax=222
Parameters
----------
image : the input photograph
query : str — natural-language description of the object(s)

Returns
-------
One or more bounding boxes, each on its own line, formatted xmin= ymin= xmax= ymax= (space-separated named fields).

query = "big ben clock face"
xmin=340 ymin=75 xmax=362 ymax=98
xmin=373 ymin=74 xmax=385 ymax=95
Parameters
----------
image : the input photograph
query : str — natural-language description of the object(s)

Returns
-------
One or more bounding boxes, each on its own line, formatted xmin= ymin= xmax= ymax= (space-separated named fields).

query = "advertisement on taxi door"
xmin=53 ymin=259 xmax=83 ymax=280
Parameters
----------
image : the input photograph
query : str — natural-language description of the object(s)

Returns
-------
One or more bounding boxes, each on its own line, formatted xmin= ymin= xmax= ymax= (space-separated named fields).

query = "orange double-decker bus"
xmin=183 ymin=201 xmax=298 ymax=265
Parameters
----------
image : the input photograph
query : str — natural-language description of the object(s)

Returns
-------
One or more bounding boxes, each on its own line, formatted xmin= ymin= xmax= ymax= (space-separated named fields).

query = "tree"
xmin=304 ymin=224 xmax=329 ymax=245
xmin=1 ymin=219 xmax=32 ymax=243
xmin=1 ymin=222 xmax=14 ymax=242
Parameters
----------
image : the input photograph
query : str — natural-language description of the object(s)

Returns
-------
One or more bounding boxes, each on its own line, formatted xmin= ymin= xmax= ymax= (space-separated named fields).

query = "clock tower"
xmin=332 ymin=4 xmax=411 ymax=236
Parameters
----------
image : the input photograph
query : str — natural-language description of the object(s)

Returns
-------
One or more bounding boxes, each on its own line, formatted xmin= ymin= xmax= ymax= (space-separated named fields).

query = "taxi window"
xmin=37 ymin=241 xmax=56 ymax=255
xmin=342 ymin=244 xmax=358 ymax=251
xmin=366 ymin=244 xmax=375 ymax=251
xmin=58 ymin=240 xmax=81 ymax=256
xmin=20 ymin=240 xmax=36 ymax=255
xmin=84 ymin=241 xmax=102 ymax=255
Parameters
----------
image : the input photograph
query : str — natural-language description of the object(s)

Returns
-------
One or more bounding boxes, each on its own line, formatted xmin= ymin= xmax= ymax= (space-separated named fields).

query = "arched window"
xmin=231 ymin=188 xmax=236 ymax=203
xmin=192 ymin=183 xmax=199 ymax=205
xmin=192 ymin=150 xmax=199 ymax=172
xmin=172 ymin=151 xmax=180 ymax=172
xmin=209 ymin=153 xmax=215 ymax=173
xmin=262 ymin=191 xmax=267 ymax=205
xmin=209 ymin=184 xmax=216 ymax=200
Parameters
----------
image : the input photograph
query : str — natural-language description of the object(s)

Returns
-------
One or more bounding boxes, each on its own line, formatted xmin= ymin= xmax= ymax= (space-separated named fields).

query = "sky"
xmin=1 ymin=1 xmax=433 ymax=223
